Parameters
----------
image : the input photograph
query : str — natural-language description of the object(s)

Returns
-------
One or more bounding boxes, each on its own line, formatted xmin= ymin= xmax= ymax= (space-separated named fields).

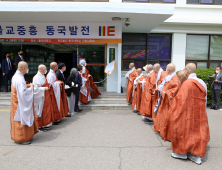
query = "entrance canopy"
xmin=0 ymin=2 xmax=174 ymax=33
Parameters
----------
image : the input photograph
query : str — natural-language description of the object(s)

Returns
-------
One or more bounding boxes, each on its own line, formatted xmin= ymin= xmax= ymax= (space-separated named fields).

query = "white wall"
xmin=171 ymin=33 xmax=187 ymax=71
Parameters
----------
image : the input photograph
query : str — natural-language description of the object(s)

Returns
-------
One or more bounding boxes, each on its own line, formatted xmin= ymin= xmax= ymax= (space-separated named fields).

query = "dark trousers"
xmin=75 ymin=87 xmax=80 ymax=111
xmin=212 ymin=89 xmax=221 ymax=106
xmin=4 ymin=70 xmax=13 ymax=91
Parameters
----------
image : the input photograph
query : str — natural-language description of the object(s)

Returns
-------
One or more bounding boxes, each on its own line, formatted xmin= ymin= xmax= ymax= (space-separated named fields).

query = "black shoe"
xmin=214 ymin=106 xmax=219 ymax=110
xmin=133 ymin=110 xmax=138 ymax=113
xmin=65 ymin=114 xmax=71 ymax=117
xmin=210 ymin=105 xmax=215 ymax=109
xmin=128 ymin=102 xmax=132 ymax=105
xmin=137 ymin=112 xmax=141 ymax=115
xmin=43 ymin=126 xmax=50 ymax=130
xmin=75 ymin=109 xmax=82 ymax=112
xmin=39 ymin=128 xmax=46 ymax=132
xmin=144 ymin=119 xmax=153 ymax=124
xmin=53 ymin=122 xmax=60 ymax=125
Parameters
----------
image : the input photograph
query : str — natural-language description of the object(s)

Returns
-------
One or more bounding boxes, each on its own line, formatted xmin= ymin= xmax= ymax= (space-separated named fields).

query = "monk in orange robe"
xmin=140 ymin=64 xmax=156 ymax=123
xmin=79 ymin=60 xmax=101 ymax=104
xmin=59 ymin=82 xmax=69 ymax=118
xmin=151 ymin=63 xmax=168 ymax=125
xmin=153 ymin=63 xmax=181 ymax=140
xmin=125 ymin=63 xmax=137 ymax=104
xmin=131 ymin=68 xmax=145 ymax=113
xmin=164 ymin=63 xmax=210 ymax=165
xmin=177 ymin=71 xmax=187 ymax=84
xmin=11 ymin=62 xmax=39 ymax=145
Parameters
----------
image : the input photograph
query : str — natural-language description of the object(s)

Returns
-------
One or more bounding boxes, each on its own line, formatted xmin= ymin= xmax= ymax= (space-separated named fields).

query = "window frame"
xmin=186 ymin=0 xmax=222 ymax=5
xmin=186 ymin=34 xmax=222 ymax=69
xmin=122 ymin=33 xmax=172 ymax=70
xmin=123 ymin=0 xmax=176 ymax=3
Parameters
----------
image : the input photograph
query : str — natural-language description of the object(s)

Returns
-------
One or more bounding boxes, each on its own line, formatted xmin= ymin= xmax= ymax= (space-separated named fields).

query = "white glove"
xmin=72 ymin=82 xmax=75 ymax=87
xmin=76 ymin=84 xmax=78 ymax=87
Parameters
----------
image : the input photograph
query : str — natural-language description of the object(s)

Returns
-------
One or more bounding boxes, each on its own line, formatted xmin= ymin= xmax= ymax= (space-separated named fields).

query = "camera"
xmin=125 ymin=19 xmax=130 ymax=27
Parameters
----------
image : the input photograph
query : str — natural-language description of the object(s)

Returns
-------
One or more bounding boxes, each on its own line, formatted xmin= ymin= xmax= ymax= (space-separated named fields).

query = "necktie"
xmin=62 ymin=73 xmax=65 ymax=80
xmin=20 ymin=55 xmax=24 ymax=61
xmin=7 ymin=59 xmax=12 ymax=70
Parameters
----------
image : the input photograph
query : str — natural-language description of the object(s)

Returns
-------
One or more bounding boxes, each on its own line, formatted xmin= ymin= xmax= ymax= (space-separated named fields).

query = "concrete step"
xmin=0 ymin=93 xmax=11 ymax=96
xmin=0 ymin=97 xmax=11 ymax=102
xmin=79 ymin=103 xmax=131 ymax=110
xmin=0 ymin=101 xmax=11 ymax=108
xmin=90 ymin=98 xmax=126 ymax=104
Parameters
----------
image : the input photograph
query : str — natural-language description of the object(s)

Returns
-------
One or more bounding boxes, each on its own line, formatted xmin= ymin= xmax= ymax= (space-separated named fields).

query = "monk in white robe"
xmin=46 ymin=62 xmax=63 ymax=124
xmin=11 ymin=61 xmax=38 ymax=145
xmin=33 ymin=65 xmax=52 ymax=132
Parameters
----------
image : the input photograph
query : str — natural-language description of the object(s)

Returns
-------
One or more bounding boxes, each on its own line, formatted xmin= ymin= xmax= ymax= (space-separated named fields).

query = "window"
xmin=124 ymin=0 xmax=175 ymax=3
xmin=122 ymin=33 xmax=172 ymax=70
xmin=187 ymin=0 xmax=222 ymax=4
xmin=186 ymin=35 xmax=222 ymax=69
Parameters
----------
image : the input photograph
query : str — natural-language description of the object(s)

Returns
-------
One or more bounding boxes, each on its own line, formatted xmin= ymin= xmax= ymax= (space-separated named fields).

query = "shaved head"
xmin=177 ymin=71 xmax=187 ymax=84
xmin=18 ymin=61 xmax=28 ymax=75
xmin=153 ymin=63 xmax=161 ymax=70
xmin=50 ymin=62 xmax=57 ymax=69
xmin=167 ymin=63 xmax=175 ymax=72
xmin=38 ymin=64 xmax=46 ymax=71
xmin=129 ymin=63 xmax=135 ymax=69
xmin=18 ymin=61 xmax=28 ymax=70
xmin=186 ymin=63 xmax=196 ymax=73
xmin=147 ymin=64 xmax=153 ymax=70
xmin=137 ymin=68 xmax=142 ymax=73
xmin=153 ymin=63 xmax=161 ymax=74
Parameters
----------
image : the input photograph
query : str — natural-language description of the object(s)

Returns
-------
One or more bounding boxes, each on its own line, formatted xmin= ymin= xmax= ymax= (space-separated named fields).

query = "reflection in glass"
xmin=122 ymin=33 xmax=146 ymax=59
xmin=186 ymin=35 xmax=209 ymax=60
xmin=210 ymin=36 xmax=222 ymax=60
xmin=210 ymin=62 xmax=220 ymax=69
xmin=197 ymin=62 xmax=207 ymax=69
xmin=216 ymin=0 xmax=222 ymax=4
xmin=147 ymin=34 xmax=171 ymax=60
xmin=163 ymin=0 xmax=175 ymax=1
xmin=159 ymin=61 xmax=170 ymax=70
xmin=134 ymin=61 xmax=145 ymax=69
xmin=122 ymin=60 xmax=133 ymax=70
xmin=200 ymin=0 xmax=213 ymax=3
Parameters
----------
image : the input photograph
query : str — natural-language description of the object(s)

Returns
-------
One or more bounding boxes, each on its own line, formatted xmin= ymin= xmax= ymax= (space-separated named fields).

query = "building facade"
xmin=0 ymin=0 xmax=222 ymax=92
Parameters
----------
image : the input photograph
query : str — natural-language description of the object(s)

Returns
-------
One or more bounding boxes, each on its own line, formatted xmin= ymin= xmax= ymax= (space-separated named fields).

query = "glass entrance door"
xmin=78 ymin=45 xmax=105 ymax=87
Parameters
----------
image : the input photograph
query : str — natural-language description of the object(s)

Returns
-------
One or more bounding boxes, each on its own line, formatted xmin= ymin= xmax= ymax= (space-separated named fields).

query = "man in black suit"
xmin=15 ymin=50 xmax=25 ymax=68
xmin=55 ymin=62 xmax=66 ymax=85
xmin=75 ymin=65 xmax=83 ymax=112
xmin=2 ymin=52 xmax=15 ymax=92
xmin=210 ymin=66 xmax=222 ymax=110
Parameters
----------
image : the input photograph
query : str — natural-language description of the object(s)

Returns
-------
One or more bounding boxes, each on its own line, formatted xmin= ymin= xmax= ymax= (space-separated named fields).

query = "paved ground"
xmin=0 ymin=108 xmax=222 ymax=170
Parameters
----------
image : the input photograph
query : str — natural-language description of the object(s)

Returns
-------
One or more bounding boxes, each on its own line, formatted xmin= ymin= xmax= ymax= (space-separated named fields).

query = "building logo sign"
xmin=0 ymin=22 xmax=121 ymax=44
xmin=99 ymin=26 xmax=115 ymax=36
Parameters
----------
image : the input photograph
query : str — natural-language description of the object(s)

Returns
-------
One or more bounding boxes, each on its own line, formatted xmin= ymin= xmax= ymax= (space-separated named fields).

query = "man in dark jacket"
xmin=55 ymin=62 xmax=66 ymax=85
xmin=15 ymin=50 xmax=25 ymax=68
xmin=2 ymin=52 xmax=15 ymax=92
xmin=210 ymin=66 xmax=222 ymax=110
xmin=75 ymin=65 xmax=83 ymax=112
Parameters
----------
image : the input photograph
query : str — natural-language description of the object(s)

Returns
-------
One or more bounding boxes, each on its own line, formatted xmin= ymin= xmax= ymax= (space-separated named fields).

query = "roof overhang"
xmin=0 ymin=2 xmax=174 ymax=33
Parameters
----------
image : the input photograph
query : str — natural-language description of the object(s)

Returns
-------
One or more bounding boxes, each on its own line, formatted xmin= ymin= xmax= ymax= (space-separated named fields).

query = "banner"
xmin=105 ymin=61 xmax=115 ymax=76
xmin=0 ymin=22 xmax=122 ymax=43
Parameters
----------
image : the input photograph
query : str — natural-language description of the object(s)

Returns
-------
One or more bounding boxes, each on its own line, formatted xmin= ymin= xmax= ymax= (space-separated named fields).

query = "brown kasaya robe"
xmin=131 ymin=75 xmax=145 ymax=111
xmin=11 ymin=84 xmax=39 ymax=143
xmin=140 ymin=72 xmax=157 ymax=118
xmin=79 ymin=68 xmax=101 ymax=104
xmin=59 ymin=81 xmax=69 ymax=117
xmin=126 ymin=69 xmax=137 ymax=103
xmin=152 ymin=71 xmax=168 ymax=124
xmin=153 ymin=75 xmax=181 ymax=140
xmin=36 ymin=81 xmax=53 ymax=128
xmin=164 ymin=79 xmax=210 ymax=157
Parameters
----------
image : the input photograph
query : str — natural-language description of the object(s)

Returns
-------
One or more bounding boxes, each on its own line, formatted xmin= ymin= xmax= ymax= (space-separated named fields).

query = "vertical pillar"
xmin=117 ymin=43 xmax=122 ymax=93
xmin=171 ymin=33 xmax=187 ymax=71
